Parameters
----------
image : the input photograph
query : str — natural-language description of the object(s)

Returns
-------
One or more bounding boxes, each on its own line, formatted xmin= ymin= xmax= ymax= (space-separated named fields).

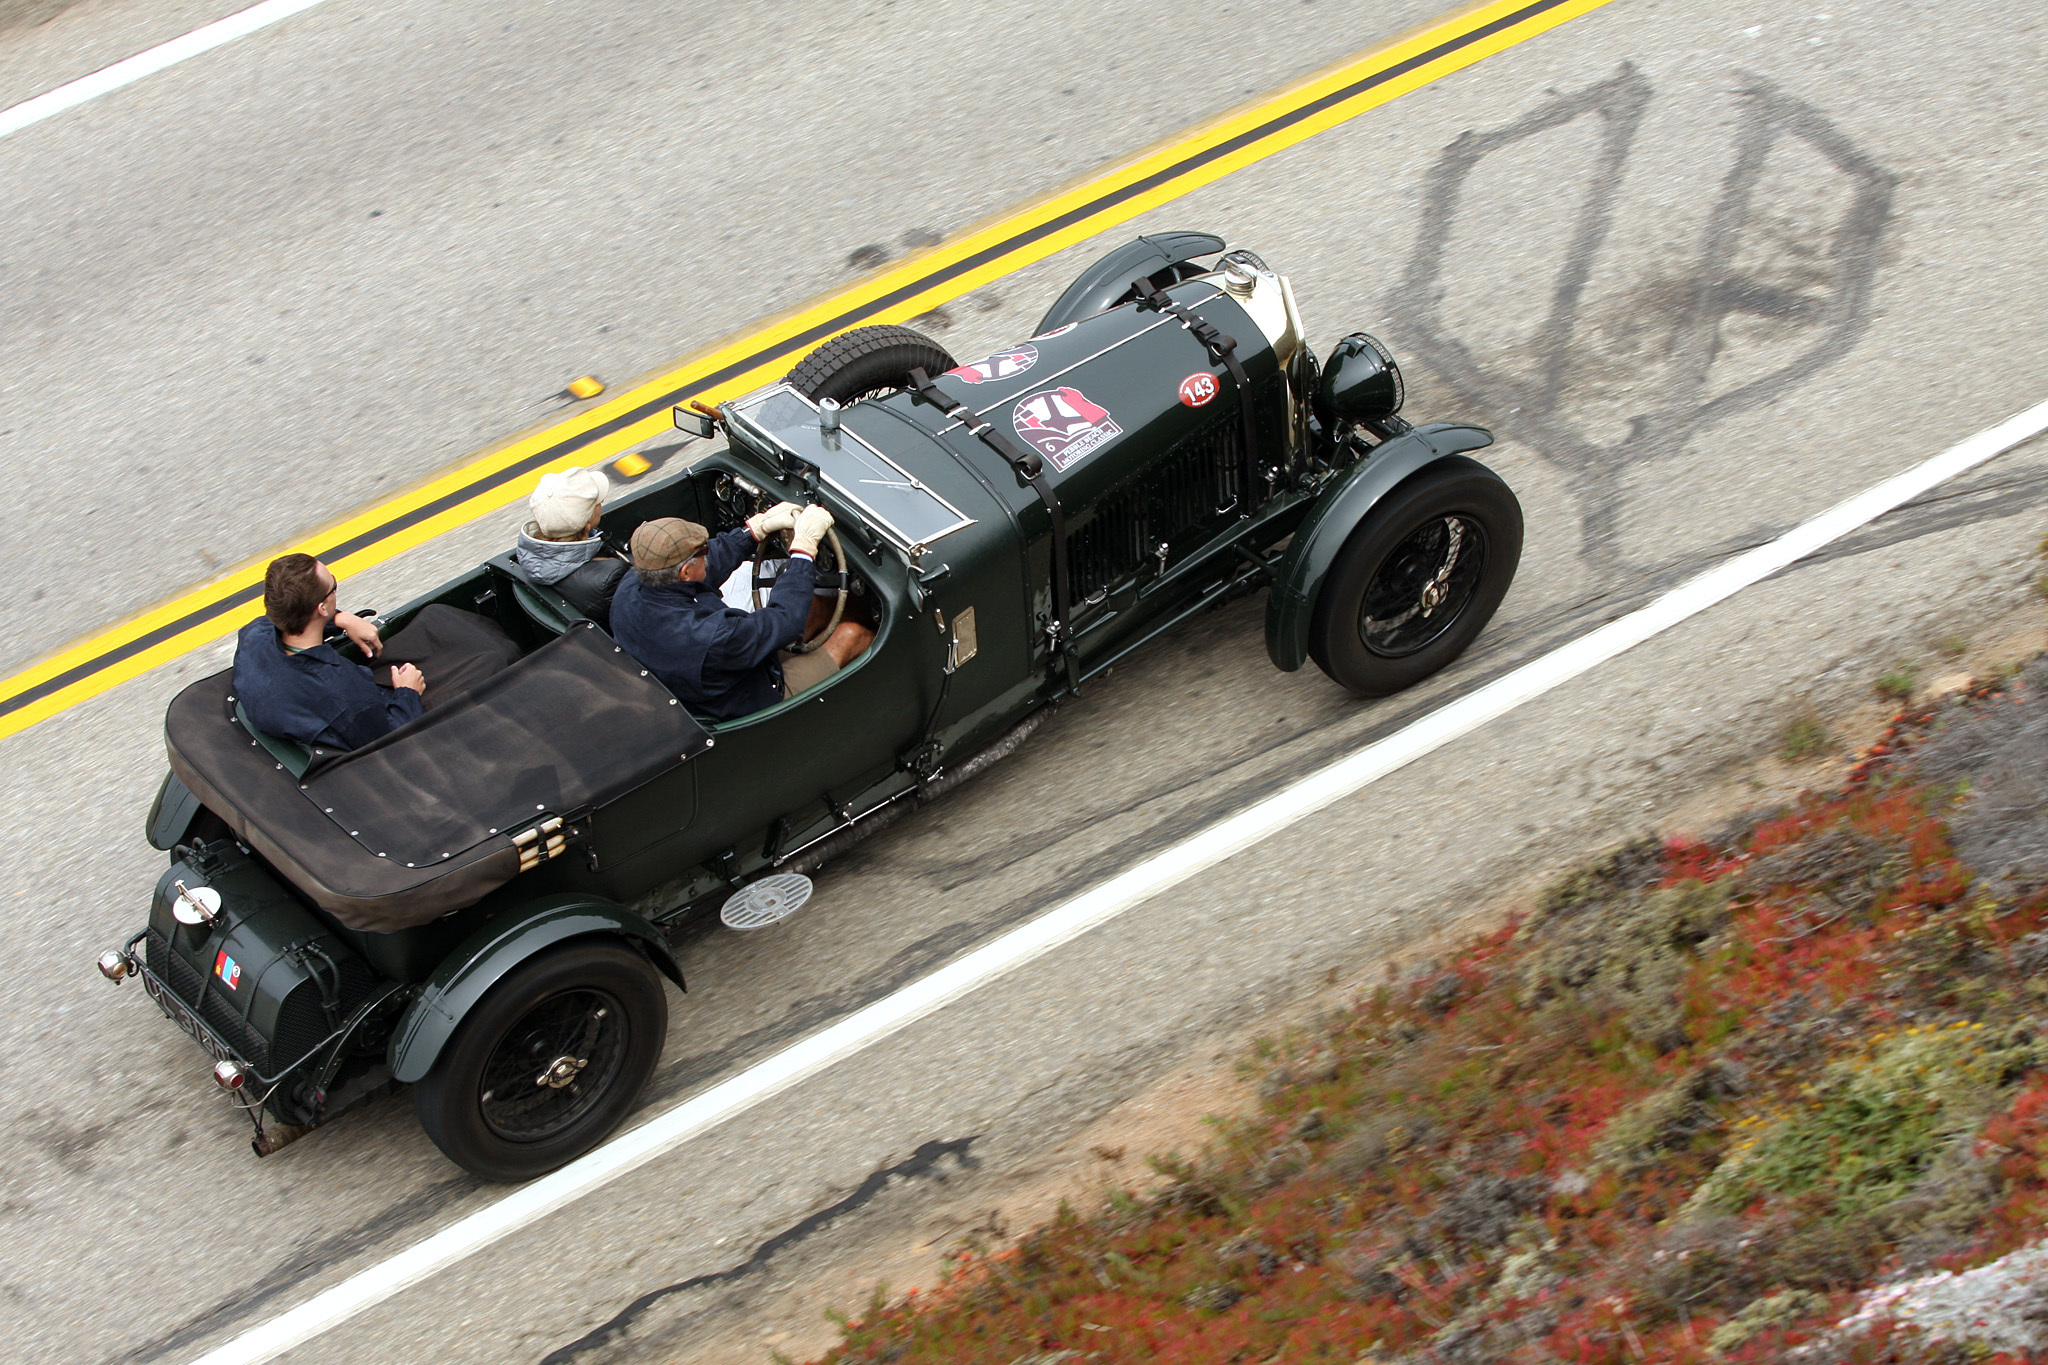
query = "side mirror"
xmin=1317 ymin=333 xmax=1404 ymax=425
xmin=672 ymin=405 xmax=718 ymax=440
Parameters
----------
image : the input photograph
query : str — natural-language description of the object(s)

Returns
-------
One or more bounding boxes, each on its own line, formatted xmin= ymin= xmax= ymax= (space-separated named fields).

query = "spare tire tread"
xmin=783 ymin=325 xmax=957 ymax=405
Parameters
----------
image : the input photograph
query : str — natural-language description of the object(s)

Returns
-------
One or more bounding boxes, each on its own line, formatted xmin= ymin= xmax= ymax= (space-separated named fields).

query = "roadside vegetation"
xmin=804 ymin=659 xmax=2048 ymax=1365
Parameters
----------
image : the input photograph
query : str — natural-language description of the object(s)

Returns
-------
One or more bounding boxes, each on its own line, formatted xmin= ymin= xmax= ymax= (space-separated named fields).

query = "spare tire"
xmin=783 ymin=325 xmax=956 ymax=405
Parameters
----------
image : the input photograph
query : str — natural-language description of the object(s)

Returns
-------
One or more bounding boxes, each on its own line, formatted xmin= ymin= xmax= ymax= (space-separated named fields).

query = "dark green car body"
xmin=104 ymin=239 xmax=1520 ymax=1177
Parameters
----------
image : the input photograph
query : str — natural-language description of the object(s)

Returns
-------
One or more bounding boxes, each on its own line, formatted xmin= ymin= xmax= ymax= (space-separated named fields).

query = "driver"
xmin=610 ymin=504 xmax=873 ymax=719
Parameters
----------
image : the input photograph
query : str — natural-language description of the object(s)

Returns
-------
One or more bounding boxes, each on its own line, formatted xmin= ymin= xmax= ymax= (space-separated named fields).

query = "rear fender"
xmin=1034 ymin=231 xmax=1226 ymax=334
xmin=388 ymin=897 xmax=683 ymax=1084
xmin=1265 ymin=423 xmax=1495 ymax=672
xmin=147 ymin=772 xmax=204 ymax=851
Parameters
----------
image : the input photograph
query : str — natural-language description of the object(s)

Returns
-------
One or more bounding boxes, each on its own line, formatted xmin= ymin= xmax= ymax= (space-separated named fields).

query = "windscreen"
xmin=726 ymin=385 xmax=974 ymax=551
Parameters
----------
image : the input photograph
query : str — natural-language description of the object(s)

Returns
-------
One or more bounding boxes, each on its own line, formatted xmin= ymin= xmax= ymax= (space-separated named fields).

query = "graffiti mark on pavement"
xmin=1393 ymin=64 xmax=1897 ymax=571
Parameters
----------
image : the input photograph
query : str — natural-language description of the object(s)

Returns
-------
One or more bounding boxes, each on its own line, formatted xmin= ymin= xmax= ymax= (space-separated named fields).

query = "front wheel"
xmin=413 ymin=940 xmax=668 ymax=1181
xmin=1308 ymin=457 xmax=1522 ymax=696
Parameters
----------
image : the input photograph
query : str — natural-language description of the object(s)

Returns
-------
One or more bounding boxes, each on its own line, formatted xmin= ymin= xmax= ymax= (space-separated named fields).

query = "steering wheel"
xmin=753 ymin=526 xmax=847 ymax=654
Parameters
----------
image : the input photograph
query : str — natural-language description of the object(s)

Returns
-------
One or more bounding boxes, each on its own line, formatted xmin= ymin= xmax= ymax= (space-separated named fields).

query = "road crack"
xmin=534 ymin=1136 xmax=980 ymax=1364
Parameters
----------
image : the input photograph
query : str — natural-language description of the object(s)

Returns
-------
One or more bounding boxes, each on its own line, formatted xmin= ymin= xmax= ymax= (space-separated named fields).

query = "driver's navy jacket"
xmin=610 ymin=526 xmax=818 ymax=720
xmin=230 ymin=620 xmax=422 ymax=751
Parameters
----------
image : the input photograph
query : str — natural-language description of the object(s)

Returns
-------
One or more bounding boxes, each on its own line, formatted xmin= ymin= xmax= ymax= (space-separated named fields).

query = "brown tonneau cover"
xmin=167 ymin=623 xmax=709 ymax=931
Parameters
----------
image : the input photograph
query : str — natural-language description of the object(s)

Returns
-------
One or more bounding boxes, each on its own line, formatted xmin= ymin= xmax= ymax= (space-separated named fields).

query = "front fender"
xmin=1035 ymin=231 xmax=1226 ymax=334
xmin=1265 ymin=423 xmax=1495 ymax=671
xmin=388 ymin=896 xmax=683 ymax=1084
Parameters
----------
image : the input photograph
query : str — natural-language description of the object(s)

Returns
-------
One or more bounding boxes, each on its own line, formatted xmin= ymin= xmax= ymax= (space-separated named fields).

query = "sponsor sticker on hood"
xmin=945 ymin=344 xmax=1038 ymax=384
xmin=214 ymin=950 xmax=242 ymax=990
xmin=1012 ymin=386 xmax=1124 ymax=472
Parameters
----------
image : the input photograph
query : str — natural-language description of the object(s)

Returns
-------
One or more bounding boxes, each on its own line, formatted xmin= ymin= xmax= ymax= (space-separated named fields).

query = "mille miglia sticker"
xmin=1012 ymin=386 xmax=1124 ymax=472
xmin=214 ymin=950 xmax=242 ymax=990
xmin=1178 ymin=372 xmax=1219 ymax=407
xmin=945 ymin=344 xmax=1038 ymax=384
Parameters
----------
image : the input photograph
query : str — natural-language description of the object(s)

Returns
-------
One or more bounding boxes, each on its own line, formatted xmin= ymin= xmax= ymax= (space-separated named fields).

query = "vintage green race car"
xmin=96 ymin=235 xmax=1523 ymax=1180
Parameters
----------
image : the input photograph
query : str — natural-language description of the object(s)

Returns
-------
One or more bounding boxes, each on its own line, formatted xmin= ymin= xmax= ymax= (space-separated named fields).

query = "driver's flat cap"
xmin=629 ymin=517 xmax=709 ymax=571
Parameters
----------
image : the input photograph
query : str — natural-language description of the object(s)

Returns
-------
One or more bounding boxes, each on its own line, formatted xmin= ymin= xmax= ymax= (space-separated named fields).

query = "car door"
xmin=670 ymin=574 xmax=928 ymax=872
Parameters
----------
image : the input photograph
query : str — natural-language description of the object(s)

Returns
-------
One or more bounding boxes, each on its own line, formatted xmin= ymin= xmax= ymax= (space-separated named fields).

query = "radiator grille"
xmin=1067 ymin=400 xmax=1264 ymax=602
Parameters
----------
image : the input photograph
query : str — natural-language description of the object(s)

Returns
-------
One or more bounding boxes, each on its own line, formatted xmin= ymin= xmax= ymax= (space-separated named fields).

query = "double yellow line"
xmin=0 ymin=0 xmax=1611 ymax=742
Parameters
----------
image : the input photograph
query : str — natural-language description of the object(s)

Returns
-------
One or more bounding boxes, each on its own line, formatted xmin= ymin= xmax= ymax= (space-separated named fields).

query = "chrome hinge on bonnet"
xmin=513 ymin=817 xmax=566 ymax=873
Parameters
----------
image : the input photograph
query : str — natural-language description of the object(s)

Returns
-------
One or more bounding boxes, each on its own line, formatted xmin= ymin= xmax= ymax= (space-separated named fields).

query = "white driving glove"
xmin=789 ymin=504 xmax=835 ymax=558
xmin=746 ymin=501 xmax=801 ymax=539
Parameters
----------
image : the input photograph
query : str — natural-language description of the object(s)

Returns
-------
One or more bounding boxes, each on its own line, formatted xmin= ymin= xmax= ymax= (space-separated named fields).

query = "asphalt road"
xmin=4 ymin=1 xmax=2048 ymax=1362
xmin=0 ymin=0 xmax=1454 ymax=679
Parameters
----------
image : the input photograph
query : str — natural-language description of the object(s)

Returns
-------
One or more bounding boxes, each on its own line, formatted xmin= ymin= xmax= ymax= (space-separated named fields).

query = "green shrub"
xmin=1593 ymin=1063 xmax=1740 ymax=1171
xmin=1874 ymin=666 xmax=1918 ymax=701
xmin=1518 ymin=879 xmax=1731 ymax=1053
xmin=1692 ymin=1023 xmax=2042 ymax=1220
xmin=1707 ymin=1289 xmax=1828 ymax=1352
xmin=1782 ymin=713 xmax=1834 ymax=761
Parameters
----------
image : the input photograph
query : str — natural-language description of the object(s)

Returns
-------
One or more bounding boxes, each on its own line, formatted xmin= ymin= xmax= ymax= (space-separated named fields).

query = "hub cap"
xmin=1359 ymin=515 xmax=1488 ymax=658
xmin=539 ymin=1056 xmax=586 ymax=1089
xmin=477 ymin=992 xmax=625 ymax=1143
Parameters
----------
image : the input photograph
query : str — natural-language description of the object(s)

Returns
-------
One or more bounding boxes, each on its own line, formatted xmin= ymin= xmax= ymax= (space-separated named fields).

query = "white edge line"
xmin=0 ymin=0 xmax=333 ymax=140
xmin=191 ymin=396 xmax=2048 ymax=1365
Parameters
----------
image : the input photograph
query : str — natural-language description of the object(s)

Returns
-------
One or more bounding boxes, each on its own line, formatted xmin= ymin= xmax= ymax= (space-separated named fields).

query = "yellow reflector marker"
xmin=0 ymin=0 xmax=1613 ymax=744
xmin=566 ymin=376 xmax=606 ymax=399
xmin=613 ymin=452 xmax=653 ymax=478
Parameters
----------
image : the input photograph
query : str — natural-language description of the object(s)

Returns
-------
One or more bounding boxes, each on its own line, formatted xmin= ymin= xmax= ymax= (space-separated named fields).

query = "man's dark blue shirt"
xmin=231 ymin=619 xmax=421 ymax=751
xmin=610 ymin=526 xmax=817 ymax=720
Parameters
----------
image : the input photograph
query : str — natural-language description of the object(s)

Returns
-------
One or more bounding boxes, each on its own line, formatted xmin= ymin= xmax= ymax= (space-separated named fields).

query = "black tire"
xmin=1308 ymin=457 xmax=1522 ymax=696
xmin=413 ymin=939 xmax=667 ymax=1182
xmin=783 ymin=325 xmax=956 ymax=405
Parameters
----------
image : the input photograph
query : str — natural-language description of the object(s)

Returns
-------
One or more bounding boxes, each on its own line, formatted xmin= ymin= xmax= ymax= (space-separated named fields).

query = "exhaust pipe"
xmin=252 ymin=1122 xmax=313 ymax=1158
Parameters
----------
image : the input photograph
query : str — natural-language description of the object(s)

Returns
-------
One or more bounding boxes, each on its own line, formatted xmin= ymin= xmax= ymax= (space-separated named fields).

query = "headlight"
xmin=1317 ymin=332 xmax=1404 ymax=424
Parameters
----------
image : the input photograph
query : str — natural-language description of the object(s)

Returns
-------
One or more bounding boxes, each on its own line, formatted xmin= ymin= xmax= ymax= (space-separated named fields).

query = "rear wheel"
xmin=783 ymin=325 xmax=956 ymax=404
xmin=1308 ymin=457 xmax=1522 ymax=696
xmin=413 ymin=940 xmax=667 ymax=1181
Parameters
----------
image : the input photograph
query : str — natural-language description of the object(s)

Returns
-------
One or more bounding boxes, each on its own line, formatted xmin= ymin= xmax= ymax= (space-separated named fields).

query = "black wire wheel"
xmin=1359 ymin=512 xmax=1488 ymax=657
xmin=1308 ymin=457 xmax=1522 ymax=696
xmin=413 ymin=939 xmax=668 ymax=1182
xmin=783 ymin=324 xmax=956 ymax=405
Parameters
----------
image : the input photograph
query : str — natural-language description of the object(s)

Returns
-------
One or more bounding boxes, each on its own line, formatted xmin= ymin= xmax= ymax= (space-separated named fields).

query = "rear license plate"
xmin=139 ymin=967 xmax=236 ymax=1065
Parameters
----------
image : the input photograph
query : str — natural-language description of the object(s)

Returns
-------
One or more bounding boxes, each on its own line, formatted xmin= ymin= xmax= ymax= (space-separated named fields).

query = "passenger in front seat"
xmin=610 ymin=505 xmax=872 ymax=720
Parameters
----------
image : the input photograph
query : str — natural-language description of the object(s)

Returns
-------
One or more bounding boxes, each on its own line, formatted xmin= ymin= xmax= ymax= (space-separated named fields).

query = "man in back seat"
xmin=235 ymin=556 xmax=524 ymax=751
xmin=234 ymin=555 xmax=425 ymax=750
